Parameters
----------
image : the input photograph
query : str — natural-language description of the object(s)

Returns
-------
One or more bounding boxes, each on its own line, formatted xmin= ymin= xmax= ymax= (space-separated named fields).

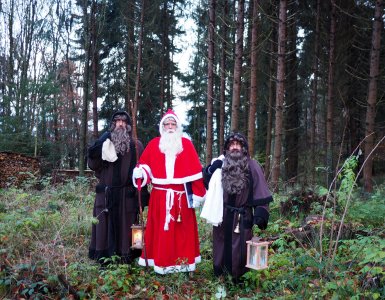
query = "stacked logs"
xmin=0 ymin=152 xmax=41 ymax=188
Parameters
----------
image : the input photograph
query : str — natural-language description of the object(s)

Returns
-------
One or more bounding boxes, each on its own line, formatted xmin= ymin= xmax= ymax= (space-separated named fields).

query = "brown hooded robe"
xmin=87 ymin=112 xmax=148 ymax=263
xmin=204 ymin=159 xmax=272 ymax=280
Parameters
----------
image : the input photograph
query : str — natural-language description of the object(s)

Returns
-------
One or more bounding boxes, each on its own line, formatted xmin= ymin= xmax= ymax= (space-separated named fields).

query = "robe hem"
xmin=138 ymin=256 xmax=201 ymax=274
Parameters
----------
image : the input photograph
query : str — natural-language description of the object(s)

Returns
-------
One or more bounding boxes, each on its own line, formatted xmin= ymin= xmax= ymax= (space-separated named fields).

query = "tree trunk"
xmin=159 ymin=1 xmax=167 ymax=112
xmin=284 ymin=5 xmax=299 ymax=182
xmin=247 ymin=0 xmax=259 ymax=157
xmin=265 ymin=36 xmax=275 ymax=180
xmin=326 ymin=0 xmax=336 ymax=187
xmin=167 ymin=0 xmax=176 ymax=109
xmin=363 ymin=0 xmax=383 ymax=193
xmin=125 ymin=1 xmax=135 ymax=112
xmin=79 ymin=0 xmax=91 ymax=175
xmin=271 ymin=0 xmax=287 ymax=192
xmin=19 ymin=1 xmax=37 ymax=127
xmin=91 ymin=0 xmax=99 ymax=139
xmin=218 ymin=0 xmax=229 ymax=153
xmin=206 ymin=0 xmax=215 ymax=164
xmin=5 ymin=0 xmax=15 ymax=124
xmin=132 ymin=0 xmax=145 ymax=123
xmin=310 ymin=0 xmax=321 ymax=185
xmin=230 ymin=0 xmax=245 ymax=131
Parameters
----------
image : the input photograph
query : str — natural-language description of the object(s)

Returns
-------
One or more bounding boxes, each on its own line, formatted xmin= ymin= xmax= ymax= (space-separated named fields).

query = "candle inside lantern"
xmin=131 ymin=224 xmax=144 ymax=249
xmin=134 ymin=232 xmax=142 ymax=245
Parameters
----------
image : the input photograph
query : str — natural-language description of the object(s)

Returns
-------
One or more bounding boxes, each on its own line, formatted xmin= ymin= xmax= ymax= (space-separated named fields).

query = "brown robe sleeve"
xmin=248 ymin=159 xmax=273 ymax=229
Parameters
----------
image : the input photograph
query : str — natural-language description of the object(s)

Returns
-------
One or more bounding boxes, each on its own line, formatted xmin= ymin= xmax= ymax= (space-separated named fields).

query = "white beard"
xmin=159 ymin=129 xmax=183 ymax=156
xmin=159 ymin=129 xmax=183 ymax=179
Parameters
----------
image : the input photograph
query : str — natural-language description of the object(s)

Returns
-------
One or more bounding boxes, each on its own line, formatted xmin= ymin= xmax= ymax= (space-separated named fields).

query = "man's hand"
xmin=193 ymin=198 xmax=204 ymax=208
xmin=208 ymin=159 xmax=223 ymax=174
xmin=254 ymin=216 xmax=267 ymax=230
xmin=133 ymin=167 xmax=143 ymax=179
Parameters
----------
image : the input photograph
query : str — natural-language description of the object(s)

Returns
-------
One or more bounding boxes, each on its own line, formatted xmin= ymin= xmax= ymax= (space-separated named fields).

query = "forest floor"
xmin=0 ymin=175 xmax=384 ymax=299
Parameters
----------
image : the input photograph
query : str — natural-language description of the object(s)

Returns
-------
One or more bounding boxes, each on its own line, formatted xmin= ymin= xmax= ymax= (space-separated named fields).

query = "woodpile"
xmin=0 ymin=151 xmax=41 ymax=188
xmin=52 ymin=169 xmax=96 ymax=185
xmin=0 ymin=152 xmax=97 ymax=189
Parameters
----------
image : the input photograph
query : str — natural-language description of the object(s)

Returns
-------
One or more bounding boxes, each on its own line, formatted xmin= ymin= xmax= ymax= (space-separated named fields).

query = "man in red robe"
xmin=133 ymin=109 xmax=206 ymax=274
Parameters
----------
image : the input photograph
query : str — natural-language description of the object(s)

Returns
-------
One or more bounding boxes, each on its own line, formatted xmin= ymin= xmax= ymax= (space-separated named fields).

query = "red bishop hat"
xmin=159 ymin=109 xmax=182 ymax=134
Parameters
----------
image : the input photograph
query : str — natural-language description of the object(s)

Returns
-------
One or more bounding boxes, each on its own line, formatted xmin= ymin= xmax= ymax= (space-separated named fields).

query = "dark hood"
xmin=108 ymin=111 xmax=132 ymax=135
xmin=110 ymin=111 xmax=132 ymax=126
xmin=223 ymin=132 xmax=249 ymax=156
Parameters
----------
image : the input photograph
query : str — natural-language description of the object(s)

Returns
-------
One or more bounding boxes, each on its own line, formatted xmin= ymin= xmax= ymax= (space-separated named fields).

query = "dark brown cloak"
xmin=87 ymin=135 xmax=147 ymax=263
xmin=204 ymin=159 xmax=272 ymax=279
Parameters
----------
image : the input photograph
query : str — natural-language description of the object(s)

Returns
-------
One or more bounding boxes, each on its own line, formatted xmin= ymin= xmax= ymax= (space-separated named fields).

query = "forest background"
xmin=1 ymin=0 xmax=385 ymax=298
xmin=1 ymin=0 xmax=385 ymax=191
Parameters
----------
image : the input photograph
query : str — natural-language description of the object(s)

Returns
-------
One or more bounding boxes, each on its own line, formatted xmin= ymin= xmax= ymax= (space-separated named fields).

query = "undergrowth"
xmin=0 ymin=174 xmax=384 ymax=299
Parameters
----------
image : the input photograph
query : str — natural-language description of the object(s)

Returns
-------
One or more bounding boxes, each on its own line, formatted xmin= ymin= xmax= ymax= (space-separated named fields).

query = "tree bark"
xmin=230 ymin=0 xmax=245 ymax=131
xmin=132 ymin=0 xmax=145 ymax=122
xmin=79 ymin=0 xmax=91 ymax=175
xmin=310 ymin=0 xmax=321 ymax=185
xmin=326 ymin=0 xmax=336 ymax=187
xmin=363 ymin=0 xmax=383 ymax=193
xmin=159 ymin=1 xmax=168 ymax=113
xmin=206 ymin=0 xmax=215 ymax=164
xmin=271 ymin=0 xmax=287 ymax=192
xmin=91 ymin=0 xmax=99 ymax=139
xmin=247 ymin=0 xmax=259 ymax=157
xmin=125 ymin=1 xmax=135 ymax=112
xmin=265 ymin=36 xmax=275 ymax=180
xmin=218 ymin=0 xmax=228 ymax=153
xmin=284 ymin=5 xmax=299 ymax=182
xmin=5 ymin=0 xmax=15 ymax=123
xmin=20 ymin=2 xmax=36 ymax=122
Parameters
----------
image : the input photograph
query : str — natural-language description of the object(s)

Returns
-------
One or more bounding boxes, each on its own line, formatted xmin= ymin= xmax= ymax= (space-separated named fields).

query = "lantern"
xmin=246 ymin=237 xmax=269 ymax=270
xmin=131 ymin=224 xmax=144 ymax=249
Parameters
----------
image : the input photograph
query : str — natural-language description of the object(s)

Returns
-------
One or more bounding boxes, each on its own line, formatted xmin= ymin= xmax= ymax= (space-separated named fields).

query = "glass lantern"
xmin=246 ymin=237 xmax=269 ymax=270
xmin=131 ymin=224 xmax=144 ymax=249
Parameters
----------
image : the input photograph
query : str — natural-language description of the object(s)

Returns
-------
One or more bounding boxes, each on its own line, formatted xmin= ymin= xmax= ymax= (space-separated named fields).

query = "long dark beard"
xmin=222 ymin=150 xmax=249 ymax=195
xmin=111 ymin=127 xmax=130 ymax=156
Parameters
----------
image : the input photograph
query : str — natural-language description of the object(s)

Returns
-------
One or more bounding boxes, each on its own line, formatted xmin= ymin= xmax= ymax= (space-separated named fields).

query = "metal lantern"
xmin=131 ymin=224 xmax=144 ymax=249
xmin=246 ymin=237 xmax=269 ymax=270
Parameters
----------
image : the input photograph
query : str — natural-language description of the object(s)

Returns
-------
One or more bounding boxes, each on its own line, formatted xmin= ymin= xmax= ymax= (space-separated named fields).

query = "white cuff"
xmin=132 ymin=166 xmax=148 ymax=188
xmin=192 ymin=194 xmax=205 ymax=208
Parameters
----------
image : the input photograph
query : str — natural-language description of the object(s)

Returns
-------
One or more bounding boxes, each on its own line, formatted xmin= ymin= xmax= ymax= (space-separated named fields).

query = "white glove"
xmin=193 ymin=197 xmax=204 ymax=208
xmin=102 ymin=139 xmax=118 ymax=162
xmin=133 ymin=167 xmax=143 ymax=179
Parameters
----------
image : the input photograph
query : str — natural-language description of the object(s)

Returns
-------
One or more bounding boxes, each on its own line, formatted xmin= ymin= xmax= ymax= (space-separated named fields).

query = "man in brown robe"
xmin=87 ymin=111 xmax=148 ymax=263
xmin=202 ymin=132 xmax=273 ymax=280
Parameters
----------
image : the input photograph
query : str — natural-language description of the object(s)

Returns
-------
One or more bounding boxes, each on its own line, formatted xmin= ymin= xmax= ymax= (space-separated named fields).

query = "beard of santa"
xmin=111 ymin=125 xmax=131 ymax=156
xmin=222 ymin=149 xmax=249 ymax=195
xmin=159 ymin=128 xmax=183 ymax=156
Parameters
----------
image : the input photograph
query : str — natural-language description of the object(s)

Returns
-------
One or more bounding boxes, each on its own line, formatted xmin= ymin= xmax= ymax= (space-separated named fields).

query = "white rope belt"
xmin=153 ymin=186 xmax=185 ymax=231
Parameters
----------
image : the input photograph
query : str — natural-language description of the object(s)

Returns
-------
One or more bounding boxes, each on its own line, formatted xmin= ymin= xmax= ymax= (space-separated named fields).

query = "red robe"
xmin=137 ymin=137 xmax=206 ymax=274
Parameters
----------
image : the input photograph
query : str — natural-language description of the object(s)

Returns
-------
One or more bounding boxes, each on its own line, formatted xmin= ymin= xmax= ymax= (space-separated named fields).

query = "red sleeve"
xmin=192 ymin=177 xmax=206 ymax=198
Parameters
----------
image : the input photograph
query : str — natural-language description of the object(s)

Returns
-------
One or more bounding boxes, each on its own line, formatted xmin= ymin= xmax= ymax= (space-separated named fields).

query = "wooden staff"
xmin=130 ymin=99 xmax=148 ymax=267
